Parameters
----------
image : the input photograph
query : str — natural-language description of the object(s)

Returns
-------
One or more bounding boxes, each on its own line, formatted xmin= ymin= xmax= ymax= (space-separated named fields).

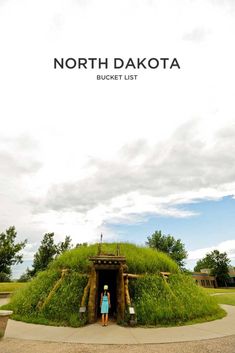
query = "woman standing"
xmin=100 ymin=284 xmax=111 ymax=326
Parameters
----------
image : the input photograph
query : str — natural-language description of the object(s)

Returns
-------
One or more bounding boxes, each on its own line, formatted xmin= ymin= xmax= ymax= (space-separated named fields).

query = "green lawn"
xmin=201 ymin=287 xmax=235 ymax=306
xmin=214 ymin=293 xmax=235 ymax=306
xmin=202 ymin=287 xmax=235 ymax=294
xmin=0 ymin=282 xmax=26 ymax=293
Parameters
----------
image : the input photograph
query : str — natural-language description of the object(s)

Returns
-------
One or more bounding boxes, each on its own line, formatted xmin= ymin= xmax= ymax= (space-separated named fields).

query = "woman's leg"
xmin=105 ymin=313 xmax=109 ymax=325
xmin=101 ymin=314 xmax=105 ymax=326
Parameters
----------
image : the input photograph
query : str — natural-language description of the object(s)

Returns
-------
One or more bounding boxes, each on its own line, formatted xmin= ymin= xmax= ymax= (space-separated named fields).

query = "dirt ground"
xmin=1 ymin=336 xmax=235 ymax=353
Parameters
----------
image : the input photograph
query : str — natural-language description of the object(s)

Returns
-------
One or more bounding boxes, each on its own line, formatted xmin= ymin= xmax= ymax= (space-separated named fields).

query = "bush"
xmin=41 ymin=272 xmax=88 ymax=326
xmin=0 ymin=272 xmax=11 ymax=282
xmin=5 ymin=269 xmax=88 ymax=326
xmin=6 ymin=270 xmax=61 ymax=316
xmin=129 ymin=273 xmax=224 ymax=325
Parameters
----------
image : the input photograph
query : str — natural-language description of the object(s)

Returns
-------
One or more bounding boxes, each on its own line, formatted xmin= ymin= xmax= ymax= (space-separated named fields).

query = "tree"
xmin=18 ymin=269 xmax=32 ymax=282
xmin=75 ymin=242 xmax=88 ymax=248
xmin=29 ymin=233 xmax=57 ymax=276
xmin=146 ymin=230 xmax=187 ymax=267
xmin=29 ymin=233 xmax=72 ymax=277
xmin=57 ymin=235 xmax=72 ymax=254
xmin=0 ymin=226 xmax=27 ymax=281
xmin=194 ymin=250 xmax=230 ymax=286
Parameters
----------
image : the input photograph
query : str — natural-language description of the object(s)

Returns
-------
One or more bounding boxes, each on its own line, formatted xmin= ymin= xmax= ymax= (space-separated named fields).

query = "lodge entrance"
xmin=87 ymin=254 xmax=126 ymax=323
xmin=96 ymin=269 xmax=118 ymax=319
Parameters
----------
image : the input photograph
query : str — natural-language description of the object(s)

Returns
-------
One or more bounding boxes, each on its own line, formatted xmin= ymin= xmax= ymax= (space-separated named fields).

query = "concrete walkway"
xmin=3 ymin=305 xmax=235 ymax=344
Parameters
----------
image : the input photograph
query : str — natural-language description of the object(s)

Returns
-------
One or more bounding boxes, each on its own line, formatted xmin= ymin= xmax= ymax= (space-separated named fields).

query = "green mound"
xmin=4 ymin=243 xmax=225 ymax=327
xmin=49 ymin=242 xmax=180 ymax=274
xmin=129 ymin=274 xmax=224 ymax=325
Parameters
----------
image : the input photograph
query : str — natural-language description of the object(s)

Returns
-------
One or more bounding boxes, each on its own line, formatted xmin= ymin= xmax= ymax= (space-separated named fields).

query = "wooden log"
xmin=123 ymin=273 xmax=143 ymax=279
xmin=38 ymin=269 xmax=68 ymax=311
xmin=124 ymin=276 xmax=131 ymax=306
xmin=87 ymin=267 xmax=97 ymax=323
xmin=117 ymin=265 xmax=125 ymax=322
xmin=81 ymin=278 xmax=91 ymax=307
xmin=160 ymin=272 xmax=171 ymax=276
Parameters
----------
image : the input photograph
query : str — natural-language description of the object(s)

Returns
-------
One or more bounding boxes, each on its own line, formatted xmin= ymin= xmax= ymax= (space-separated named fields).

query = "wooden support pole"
xmin=123 ymin=273 xmax=143 ymax=279
xmin=37 ymin=269 xmax=68 ymax=311
xmin=117 ymin=265 xmax=125 ymax=322
xmin=87 ymin=267 xmax=97 ymax=323
xmin=124 ymin=276 xmax=131 ymax=306
xmin=81 ymin=278 xmax=91 ymax=307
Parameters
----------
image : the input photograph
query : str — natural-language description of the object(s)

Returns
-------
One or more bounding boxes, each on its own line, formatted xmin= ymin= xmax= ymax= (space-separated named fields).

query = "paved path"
xmin=0 ymin=297 xmax=10 ymax=305
xmin=3 ymin=305 xmax=235 ymax=344
xmin=210 ymin=292 xmax=235 ymax=296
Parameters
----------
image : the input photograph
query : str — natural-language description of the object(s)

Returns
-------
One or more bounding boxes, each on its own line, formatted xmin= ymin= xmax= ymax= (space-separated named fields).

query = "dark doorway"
xmin=96 ymin=269 xmax=118 ymax=320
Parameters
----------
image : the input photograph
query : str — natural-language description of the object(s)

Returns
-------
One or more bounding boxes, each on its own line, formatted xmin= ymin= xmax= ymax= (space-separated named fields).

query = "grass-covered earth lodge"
xmin=4 ymin=243 xmax=225 ymax=327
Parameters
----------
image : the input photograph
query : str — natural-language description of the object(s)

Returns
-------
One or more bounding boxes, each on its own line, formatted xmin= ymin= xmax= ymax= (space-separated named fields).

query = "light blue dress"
xmin=101 ymin=293 xmax=109 ymax=314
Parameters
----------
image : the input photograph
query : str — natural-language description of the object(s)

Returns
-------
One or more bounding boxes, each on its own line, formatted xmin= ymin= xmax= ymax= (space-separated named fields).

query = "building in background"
xmin=227 ymin=268 xmax=235 ymax=287
xmin=192 ymin=270 xmax=217 ymax=288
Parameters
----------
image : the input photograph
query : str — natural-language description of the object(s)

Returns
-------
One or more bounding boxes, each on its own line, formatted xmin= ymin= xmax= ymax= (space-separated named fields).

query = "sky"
xmin=0 ymin=0 xmax=235 ymax=277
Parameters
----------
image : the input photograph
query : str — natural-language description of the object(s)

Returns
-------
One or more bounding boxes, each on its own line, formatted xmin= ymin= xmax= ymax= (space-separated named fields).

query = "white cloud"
xmin=32 ymin=120 xmax=235 ymax=221
xmin=188 ymin=240 xmax=235 ymax=261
